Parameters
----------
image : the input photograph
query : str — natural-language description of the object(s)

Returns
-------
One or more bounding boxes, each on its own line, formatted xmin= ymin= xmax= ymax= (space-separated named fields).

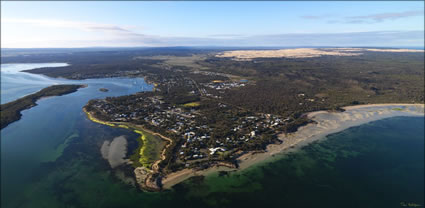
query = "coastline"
xmin=83 ymin=107 xmax=170 ymax=190
xmin=1 ymin=84 xmax=86 ymax=130
xmin=83 ymin=103 xmax=424 ymax=190
xmin=160 ymin=103 xmax=424 ymax=189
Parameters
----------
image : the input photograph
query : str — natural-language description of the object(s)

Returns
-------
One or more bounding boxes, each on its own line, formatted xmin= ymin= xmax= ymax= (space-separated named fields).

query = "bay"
xmin=1 ymin=64 xmax=423 ymax=208
xmin=1 ymin=63 xmax=153 ymax=207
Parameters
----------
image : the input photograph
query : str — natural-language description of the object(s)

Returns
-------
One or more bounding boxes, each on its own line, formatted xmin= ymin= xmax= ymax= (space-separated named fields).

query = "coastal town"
xmin=79 ymin=47 xmax=424 ymax=191
xmin=2 ymin=0 xmax=425 ymax=207
xmin=87 ymin=95 xmax=288 ymax=162
xmin=85 ymin=73 xmax=294 ymax=165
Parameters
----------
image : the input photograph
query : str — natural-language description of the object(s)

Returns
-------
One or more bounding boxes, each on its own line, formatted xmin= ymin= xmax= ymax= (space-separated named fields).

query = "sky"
xmin=1 ymin=1 xmax=424 ymax=48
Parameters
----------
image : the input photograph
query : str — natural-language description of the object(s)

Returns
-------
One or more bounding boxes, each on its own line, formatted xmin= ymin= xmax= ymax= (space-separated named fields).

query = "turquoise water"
xmin=4 ymin=115 xmax=423 ymax=208
xmin=173 ymin=116 xmax=424 ymax=208
xmin=1 ymin=64 xmax=424 ymax=208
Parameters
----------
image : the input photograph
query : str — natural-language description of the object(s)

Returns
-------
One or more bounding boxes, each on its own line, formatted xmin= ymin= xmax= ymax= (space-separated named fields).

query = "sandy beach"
xmin=161 ymin=103 xmax=424 ymax=189
xmin=84 ymin=103 xmax=424 ymax=190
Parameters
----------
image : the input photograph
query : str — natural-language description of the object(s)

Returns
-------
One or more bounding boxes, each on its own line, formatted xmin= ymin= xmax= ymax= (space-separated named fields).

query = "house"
xmin=208 ymin=147 xmax=226 ymax=155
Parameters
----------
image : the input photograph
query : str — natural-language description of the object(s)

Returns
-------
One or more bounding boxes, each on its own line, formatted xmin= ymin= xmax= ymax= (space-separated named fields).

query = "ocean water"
xmin=172 ymin=116 xmax=424 ymax=208
xmin=1 ymin=64 xmax=424 ymax=208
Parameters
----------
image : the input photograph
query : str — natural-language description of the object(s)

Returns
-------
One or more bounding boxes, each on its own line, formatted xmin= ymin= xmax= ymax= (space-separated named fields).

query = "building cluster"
xmin=86 ymin=71 xmax=292 ymax=165
xmin=89 ymin=92 xmax=289 ymax=163
xmin=176 ymin=111 xmax=289 ymax=162
xmin=190 ymin=70 xmax=233 ymax=78
xmin=202 ymin=81 xmax=246 ymax=91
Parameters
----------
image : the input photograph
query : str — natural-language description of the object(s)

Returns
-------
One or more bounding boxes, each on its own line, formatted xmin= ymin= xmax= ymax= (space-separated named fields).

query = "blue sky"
xmin=1 ymin=1 xmax=424 ymax=48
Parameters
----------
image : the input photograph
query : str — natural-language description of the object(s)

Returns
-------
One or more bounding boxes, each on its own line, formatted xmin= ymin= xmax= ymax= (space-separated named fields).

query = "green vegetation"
xmin=392 ymin=107 xmax=404 ymax=111
xmin=202 ymin=52 xmax=424 ymax=116
xmin=84 ymin=110 xmax=166 ymax=169
xmin=4 ymin=47 xmax=423 ymax=179
xmin=10 ymin=48 xmax=422 ymax=115
xmin=1 ymin=84 xmax=85 ymax=129
xmin=183 ymin=101 xmax=200 ymax=107
xmin=130 ymin=129 xmax=165 ymax=168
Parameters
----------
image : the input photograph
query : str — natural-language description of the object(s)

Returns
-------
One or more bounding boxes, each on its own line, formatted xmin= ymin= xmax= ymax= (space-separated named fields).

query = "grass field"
xmin=392 ymin=107 xmax=404 ymax=111
xmin=183 ymin=101 xmax=201 ymax=107
xmin=84 ymin=111 xmax=165 ymax=169
xmin=130 ymin=129 xmax=166 ymax=168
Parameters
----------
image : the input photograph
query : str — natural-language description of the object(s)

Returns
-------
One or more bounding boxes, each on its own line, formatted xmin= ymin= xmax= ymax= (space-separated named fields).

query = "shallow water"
xmin=1 ymin=64 xmax=423 ymax=208
xmin=175 ymin=116 xmax=424 ymax=208
xmin=1 ymin=63 xmax=153 ymax=207
xmin=4 ymin=115 xmax=424 ymax=207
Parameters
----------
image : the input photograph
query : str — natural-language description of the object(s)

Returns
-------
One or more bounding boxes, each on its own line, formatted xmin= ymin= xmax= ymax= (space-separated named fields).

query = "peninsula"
xmin=1 ymin=84 xmax=86 ymax=129
xmin=4 ymin=47 xmax=423 ymax=191
xmin=86 ymin=102 xmax=424 ymax=190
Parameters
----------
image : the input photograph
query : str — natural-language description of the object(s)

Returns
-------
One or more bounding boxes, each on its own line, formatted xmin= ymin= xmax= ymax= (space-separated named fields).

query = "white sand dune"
xmin=216 ymin=48 xmax=362 ymax=59
xmin=216 ymin=48 xmax=424 ymax=60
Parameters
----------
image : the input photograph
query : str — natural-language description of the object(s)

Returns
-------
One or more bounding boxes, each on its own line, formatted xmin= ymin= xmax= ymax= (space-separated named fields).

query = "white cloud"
xmin=2 ymin=18 xmax=143 ymax=36
xmin=348 ymin=10 xmax=424 ymax=22
xmin=1 ymin=18 xmax=423 ymax=48
xmin=1 ymin=18 xmax=166 ymax=47
xmin=302 ymin=10 xmax=424 ymax=24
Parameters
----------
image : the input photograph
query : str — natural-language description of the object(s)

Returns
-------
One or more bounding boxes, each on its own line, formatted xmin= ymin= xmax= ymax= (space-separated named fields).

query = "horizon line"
xmin=2 ymin=45 xmax=425 ymax=50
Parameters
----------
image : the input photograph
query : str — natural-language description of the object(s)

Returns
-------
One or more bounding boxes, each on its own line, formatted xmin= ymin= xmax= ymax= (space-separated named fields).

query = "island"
xmin=99 ymin=88 xmax=109 ymax=92
xmin=1 ymin=84 xmax=86 ymax=129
